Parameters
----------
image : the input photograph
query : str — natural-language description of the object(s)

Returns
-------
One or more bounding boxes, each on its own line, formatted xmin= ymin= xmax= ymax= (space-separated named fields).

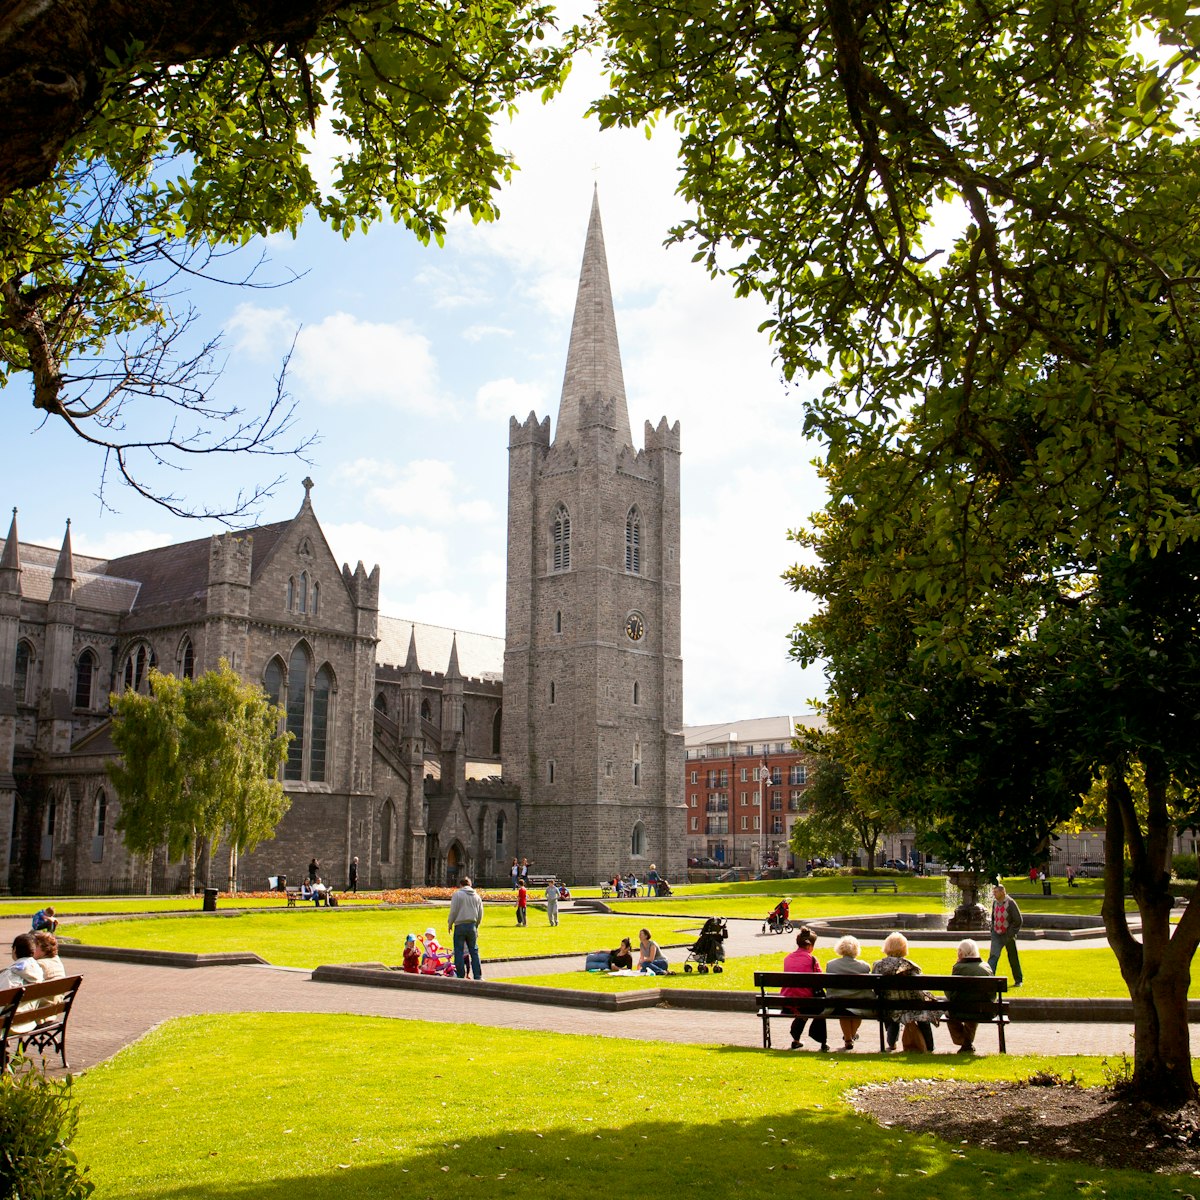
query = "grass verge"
xmin=70 ymin=1013 xmax=1187 ymax=1200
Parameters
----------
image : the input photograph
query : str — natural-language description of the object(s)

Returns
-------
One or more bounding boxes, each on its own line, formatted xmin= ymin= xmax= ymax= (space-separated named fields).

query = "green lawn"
xmin=68 ymin=1013 xmax=1185 ymax=1200
xmin=493 ymin=947 xmax=1164 ymax=999
xmin=62 ymin=908 xmax=660 ymax=968
xmin=0 ymin=894 xmax=384 ymax=916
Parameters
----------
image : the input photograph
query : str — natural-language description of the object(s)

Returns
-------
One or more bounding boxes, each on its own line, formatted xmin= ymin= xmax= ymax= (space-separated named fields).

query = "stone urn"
xmin=946 ymin=868 xmax=989 ymax=931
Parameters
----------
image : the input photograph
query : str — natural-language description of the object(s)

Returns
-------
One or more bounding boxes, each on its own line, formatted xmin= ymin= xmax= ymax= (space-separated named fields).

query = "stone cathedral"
xmin=0 ymin=191 xmax=686 ymax=894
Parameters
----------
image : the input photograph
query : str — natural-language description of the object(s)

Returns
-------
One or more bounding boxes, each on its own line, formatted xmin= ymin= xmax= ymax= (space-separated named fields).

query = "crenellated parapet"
xmin=615 ymin=443 xmax=656 ymax=481
xmin=645 ymin=416 xmax=682 ymax=455
xmin=509 ymin=412 xmax=551 ymax=451
xmin=541 ymin=438 xmax=579 ymax=476
xmin=343 ymin=560 xmax=380 ymax=612
xmin=578 ymin=393 xmax=622 ymax=434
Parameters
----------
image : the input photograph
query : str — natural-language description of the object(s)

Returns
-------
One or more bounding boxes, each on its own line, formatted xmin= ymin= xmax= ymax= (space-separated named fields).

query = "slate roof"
xmin=101 ymin=520 xmax=291 ymax=609
xmin=0 ymin=537 xmax=139 ymax=613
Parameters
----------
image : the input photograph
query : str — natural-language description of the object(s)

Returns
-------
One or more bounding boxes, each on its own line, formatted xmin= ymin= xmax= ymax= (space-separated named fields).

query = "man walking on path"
xmin=544 ymin=880 xmax=560 ymax=926
xmin=348 ymin=856 xmax=359 ymax=892
xmin=988 ymin=884 xmax=1023 ymax=987
xmin=448 ymin=876 xmax=484 ymax=980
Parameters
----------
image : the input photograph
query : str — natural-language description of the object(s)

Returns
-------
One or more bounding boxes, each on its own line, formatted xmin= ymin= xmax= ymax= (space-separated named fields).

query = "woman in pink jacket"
xmin=781 ymin=927 xmax=829 ymax=1051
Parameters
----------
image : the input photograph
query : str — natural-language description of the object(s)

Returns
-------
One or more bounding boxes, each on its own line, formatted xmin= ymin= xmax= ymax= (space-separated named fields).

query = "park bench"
xmin=1 ymin=975 xmax=84 ymax=1072
xmin=753 ymin=971 xmax=1008 ymax=1053
xmin=851 ymin=880 xmax=898 ymax=893
xmin=528 ymin=874 xmax=559 ymax=888
xmin=285 ymin=887 xmax=301 ymax=907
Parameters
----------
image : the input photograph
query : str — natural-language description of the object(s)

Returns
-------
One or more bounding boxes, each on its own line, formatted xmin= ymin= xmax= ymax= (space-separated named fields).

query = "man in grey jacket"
xmin=448 ymin=876 xmax=484 ymax=979
xmin=987 ymin=885 xmax=1023 ymax=987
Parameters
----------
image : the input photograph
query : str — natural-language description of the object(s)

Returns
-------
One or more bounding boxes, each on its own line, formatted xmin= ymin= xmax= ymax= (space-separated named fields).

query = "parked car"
xmin=1076 ymin=860 xmax=1106 ymax=878
xmin=882 ymin=859 xmax=912 ymax=871
xmin=688 ymin=856 xmax=721 ymax=869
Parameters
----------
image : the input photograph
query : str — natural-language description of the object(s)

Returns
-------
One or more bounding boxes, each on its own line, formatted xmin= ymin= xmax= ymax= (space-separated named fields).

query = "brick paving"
xmin=1 ymin=913 xmax=1149 ymax=1073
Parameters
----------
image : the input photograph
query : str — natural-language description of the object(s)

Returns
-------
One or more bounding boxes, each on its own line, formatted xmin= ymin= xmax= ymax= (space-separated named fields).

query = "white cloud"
xmin=291 ymin=313 xmax=450 ymax=413
xmin=323 ymin=520 xmax=451 ymax=592
xmin=226 ymin=303 xmax=298 ymax=359
xmin=475 ymin=377 xmax=547 ymax=422
xmin=463 ymin=324 xmax=515 ymax=343
xmin=331 ymin=458 xmax=498 ymax=526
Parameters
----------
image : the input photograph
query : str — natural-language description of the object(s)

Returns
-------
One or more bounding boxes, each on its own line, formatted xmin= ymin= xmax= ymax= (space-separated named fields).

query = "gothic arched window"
xmin=178 ymin=636 xmax=194 ymax=680
xmin=309 ymin=664 xmax=334 ymax=783
xmin=420 ymin=699 xmax=432 ymax=721
xmin=375 ymin=692 xmax=387 ymax=713
xmin=631 ymin=821 xmax=646 ymax=857
xmin=311 ymin=580 xmax=320 ymax=615
xmin=495 ymin=813 xmax=505 ymax=847
xmin=625 ymin=506 xmax=641 ymax=574
xmin=74 ymin=648 xmax=96 ymax=709
xmin=380 ymin=800 xmax=394 ymax=863
xmin=287 ymin=577 xmax=296 ymax=611
xmin=552 ymin=504 xmax=571 ymax=572
xmin=122 ymin=642 xmax=155 ymax=692
xmin=298 ymin=571 xmax=309 ymax=614
xmin=492 ymin=708 xmax=502 ymax=755
xmin=284 ymin=644 xmax=310 ymax=780
xmin=14 ymin=639 xmax=32 ymax=705
xmin=264 ymin=657 xmax=284 ymax=707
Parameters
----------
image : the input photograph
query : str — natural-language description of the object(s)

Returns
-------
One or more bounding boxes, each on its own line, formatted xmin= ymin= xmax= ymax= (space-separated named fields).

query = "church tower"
xmin=503 ymin=189 xmax=685 ymax=882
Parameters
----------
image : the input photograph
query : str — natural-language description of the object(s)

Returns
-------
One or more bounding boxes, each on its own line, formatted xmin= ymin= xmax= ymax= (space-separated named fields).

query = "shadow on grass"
xmin=132 ymin=1103 xmax=1164 ymax=1200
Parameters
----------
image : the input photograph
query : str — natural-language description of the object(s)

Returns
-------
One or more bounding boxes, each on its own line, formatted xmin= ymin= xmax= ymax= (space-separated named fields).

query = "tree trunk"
xmin=227 ymin=843 xmax=238 ymax=895
xmin=1104 ymin=761 xmax=1200 ymax=1108
xmin=188 ymin=825 xmax=197 ymax=895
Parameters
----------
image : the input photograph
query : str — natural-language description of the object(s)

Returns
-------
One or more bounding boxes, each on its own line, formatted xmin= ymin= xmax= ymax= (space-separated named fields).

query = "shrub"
xmin=1171 ymin=853 xmax=1198 ymax=881
xmin=0 ymin=1061 xmax=93 ymax=1200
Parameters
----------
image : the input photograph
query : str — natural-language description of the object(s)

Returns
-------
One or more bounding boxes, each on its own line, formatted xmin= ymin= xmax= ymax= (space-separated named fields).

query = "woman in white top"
xmin=0 ymin=933 xmax=43 ymax=990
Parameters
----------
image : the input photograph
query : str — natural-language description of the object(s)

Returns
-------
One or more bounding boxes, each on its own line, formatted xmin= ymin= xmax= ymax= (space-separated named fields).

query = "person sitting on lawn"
xmin=31 ymin=931 xmax=65 ymax=981
xmin=31 ymin=906 xmax=58 ymax=933
xmin=402 ymin=934 xmax=420 ymax=974
xmin=637 ymin=928 xmax=669 ymax=974
xmin=608 ymin=937 xmax=634 ymax=970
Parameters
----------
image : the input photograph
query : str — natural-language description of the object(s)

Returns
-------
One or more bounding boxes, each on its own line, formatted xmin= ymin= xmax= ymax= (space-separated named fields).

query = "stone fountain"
xmin=945 ymin=868 xmax=989 ymax=931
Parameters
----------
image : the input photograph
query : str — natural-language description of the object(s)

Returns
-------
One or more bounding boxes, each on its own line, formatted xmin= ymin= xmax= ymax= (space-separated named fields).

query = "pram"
xmin=654 ymin=879 xmax=673 ymax=897
xmin=419 ymin=934 xmax=457 ymax=977
xmin=683 ymin=916 xmax=728 ymax=973
xmin=763 ymin=899 xmax=793 ymax=934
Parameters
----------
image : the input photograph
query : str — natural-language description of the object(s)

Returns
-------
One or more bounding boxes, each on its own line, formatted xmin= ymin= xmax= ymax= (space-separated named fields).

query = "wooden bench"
xmin=851 ymin=879 xmax=898 ymax=893
xmin=754 ymin=971 xmax=1008 ymax=1053
xmin=285 ymin=887 xmax=301 ymax=907
xmin=1 ymin=975 xmax=84 ymax=1072
xmin=528 ymin=874 xmax=558 ymax=888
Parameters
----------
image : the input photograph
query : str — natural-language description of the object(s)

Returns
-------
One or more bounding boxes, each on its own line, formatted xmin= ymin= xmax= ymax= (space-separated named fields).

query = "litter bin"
xmin=203 ymin=887 xmax=218 ymax=911
xmin=277 ymin=873 xmax=286 ymax=892
xmin=1042 ymin=880 xmax=1052 ymax=896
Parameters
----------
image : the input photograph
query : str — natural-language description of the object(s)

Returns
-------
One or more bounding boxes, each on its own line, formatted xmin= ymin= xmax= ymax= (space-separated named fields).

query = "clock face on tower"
xmin=625 ymin=612 xmax=646 ymax=642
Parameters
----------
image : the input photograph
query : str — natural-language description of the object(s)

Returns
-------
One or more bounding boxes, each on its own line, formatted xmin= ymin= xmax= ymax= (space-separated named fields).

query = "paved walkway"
xmin=1 ymin=911 xmax=1148 ymax=1073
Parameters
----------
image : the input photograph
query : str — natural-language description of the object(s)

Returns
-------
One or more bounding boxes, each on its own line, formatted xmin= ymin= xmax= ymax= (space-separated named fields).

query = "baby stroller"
xmin=763 ymin=899 xmax=794 ymax=934
xmin=655 ymin=879 xmax=673 ymax=897
xmin=419 ymin=933 xmax=457 ymax=977
xmin=683 ymin=916 xmax=728 ymax=974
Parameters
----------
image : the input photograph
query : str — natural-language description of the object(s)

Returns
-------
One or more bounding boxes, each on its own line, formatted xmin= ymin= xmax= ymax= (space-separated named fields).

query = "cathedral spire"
xmin=556 ymin=186 xmax=632 ymax=449
xmin=0 ymin=508 xmax=20 ymax=596
xmin=445 ymin=633 xmax=462 ymax=681
xmin=404 ymin=624 xmax=420 ymax=673
xmin=50 ymin=519 xmax=74 ymax=601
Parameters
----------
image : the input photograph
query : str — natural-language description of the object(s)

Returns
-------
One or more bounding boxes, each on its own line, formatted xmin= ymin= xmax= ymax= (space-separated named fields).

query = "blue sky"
xmin=3 ymin=42 xmax=831 ymax=725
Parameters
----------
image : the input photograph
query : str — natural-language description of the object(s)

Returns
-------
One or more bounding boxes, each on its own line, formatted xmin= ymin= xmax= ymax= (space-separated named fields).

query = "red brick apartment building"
xmin=683 ymin=715 xmax=825 ymax=870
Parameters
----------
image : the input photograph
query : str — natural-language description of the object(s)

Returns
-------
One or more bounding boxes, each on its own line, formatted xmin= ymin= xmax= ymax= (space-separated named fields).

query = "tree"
xmin=594 ymin=0 xmax=1200 ymax=1106
xmin=1 ymin=0 xmax=568 ymax=516
xmin=787 ymin=750 xmax=893 ymax=871
xmin=108 ymin=661 xmax=290 ymax=892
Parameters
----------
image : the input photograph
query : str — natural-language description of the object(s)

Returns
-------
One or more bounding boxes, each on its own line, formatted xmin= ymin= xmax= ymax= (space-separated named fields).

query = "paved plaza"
xmin=0 ymin=908 xmax=1152 ymax=1073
